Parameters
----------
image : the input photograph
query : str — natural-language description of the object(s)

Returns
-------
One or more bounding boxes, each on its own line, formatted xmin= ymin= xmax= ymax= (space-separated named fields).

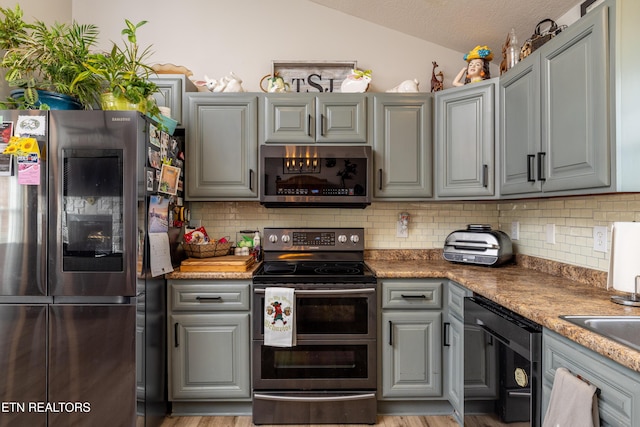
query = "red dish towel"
xmin=543 ymin=367 xmax=600 ymax=427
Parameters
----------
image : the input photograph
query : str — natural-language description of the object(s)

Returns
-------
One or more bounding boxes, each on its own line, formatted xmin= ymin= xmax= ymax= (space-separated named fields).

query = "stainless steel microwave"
xmin=259 ymin=145 xmax=372 ymax=208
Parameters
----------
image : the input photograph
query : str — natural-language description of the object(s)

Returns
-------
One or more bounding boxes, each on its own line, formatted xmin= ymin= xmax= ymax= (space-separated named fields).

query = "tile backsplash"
xmin=189 ymin=193 xmax=640 ymax=272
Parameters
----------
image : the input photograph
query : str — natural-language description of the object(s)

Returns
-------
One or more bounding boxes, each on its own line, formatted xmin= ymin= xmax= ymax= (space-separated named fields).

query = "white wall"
xmin=70 ymin=0 xmax=468 ymax=92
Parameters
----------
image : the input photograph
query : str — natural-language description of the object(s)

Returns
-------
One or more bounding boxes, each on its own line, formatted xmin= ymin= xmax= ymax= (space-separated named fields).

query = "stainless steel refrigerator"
xmin=0 ymin=110 xmax=168 ymax=427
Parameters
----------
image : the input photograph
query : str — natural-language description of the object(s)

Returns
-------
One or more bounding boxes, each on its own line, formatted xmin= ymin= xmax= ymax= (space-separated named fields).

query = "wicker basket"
xmin=182 ymin=240 xmax=233 ymax=258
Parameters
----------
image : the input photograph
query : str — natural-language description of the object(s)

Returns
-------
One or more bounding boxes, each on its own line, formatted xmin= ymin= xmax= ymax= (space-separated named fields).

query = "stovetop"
xmin=253 ymin=261 xmax=377 ymax=285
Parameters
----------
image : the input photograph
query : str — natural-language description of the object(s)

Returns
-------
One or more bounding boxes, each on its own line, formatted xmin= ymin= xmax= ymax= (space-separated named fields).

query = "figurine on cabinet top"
xmin=452 ymin=45 xmax=493 ymax=87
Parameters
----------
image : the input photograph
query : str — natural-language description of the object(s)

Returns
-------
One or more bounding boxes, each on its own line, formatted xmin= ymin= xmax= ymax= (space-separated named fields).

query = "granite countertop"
xmin=367 ymin=256 xmax=640 ymax=374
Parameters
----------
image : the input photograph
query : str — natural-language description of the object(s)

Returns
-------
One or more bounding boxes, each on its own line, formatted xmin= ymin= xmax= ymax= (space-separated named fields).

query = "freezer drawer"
xmin=48 ymin=304 xmax=136 ymax=427
xmin=0 ymin=305 xmax=47 ymax=427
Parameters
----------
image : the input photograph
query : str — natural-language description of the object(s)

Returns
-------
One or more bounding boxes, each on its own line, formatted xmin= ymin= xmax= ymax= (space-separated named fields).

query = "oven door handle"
xmin=253 ymin=393 xmax=376 ymax=403
xmin=475 ymin=320 xmax=511 ymax=347
xmin=254 ymin=288 xmax=376 ymax=295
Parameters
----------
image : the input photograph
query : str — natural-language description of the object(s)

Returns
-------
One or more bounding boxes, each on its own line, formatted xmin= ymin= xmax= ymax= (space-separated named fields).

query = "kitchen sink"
xmin=560 ymin=315 xmax=640 ymax=352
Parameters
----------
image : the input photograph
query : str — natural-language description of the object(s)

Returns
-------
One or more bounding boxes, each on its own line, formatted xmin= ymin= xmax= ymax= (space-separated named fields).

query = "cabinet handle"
xmin=378 ymin=169 xmax=383 ymax=190
xmin=196 ymin=296 xmax=222 ymax=302
xmin=388 ymin=320 xmax=393 ymax=346
xmin=401 ymin=294 xmax=427 ymax=299
xmin=443 ymin=322 xmax=450 ymax=347
xmin=307 ymin=114 xmax=312 ymax=137
xmin=174 ymin=322 xmax=179 ymax=348
xmin=527 ymin=154 xmax=536 ymax=182
xmin=482 ymin=164 xmax=489 ymax=188
xmin=320 ymin=114 xmax=325 ymax=136
xmin=537 ymin=152 xmax=546 ymax=181
xmin=249 ymin=169 xmax=254 ymax=191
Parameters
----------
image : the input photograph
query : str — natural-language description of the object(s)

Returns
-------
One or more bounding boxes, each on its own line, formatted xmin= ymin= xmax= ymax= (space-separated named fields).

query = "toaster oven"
xmin=443 ymin=224 xmax=513 ymax=266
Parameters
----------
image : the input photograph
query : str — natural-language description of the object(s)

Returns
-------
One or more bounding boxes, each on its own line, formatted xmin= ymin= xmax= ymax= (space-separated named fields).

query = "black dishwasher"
xmin=464 ymin=295 xmax=542 ymax=426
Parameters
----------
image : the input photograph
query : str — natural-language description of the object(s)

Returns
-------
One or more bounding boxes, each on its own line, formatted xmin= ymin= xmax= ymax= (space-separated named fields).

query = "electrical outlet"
xmin=546 ymin=224 xmax=555 ymax=244
xmin=511 ymin=221 xmax=520 ymax=240
xmin=593 ymin=226 xmax=608 ymax=252
xmin=396 ymin=221 xmax=408 ymax=238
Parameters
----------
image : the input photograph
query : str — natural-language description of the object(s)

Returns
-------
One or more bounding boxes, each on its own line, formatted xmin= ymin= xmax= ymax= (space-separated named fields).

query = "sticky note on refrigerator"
xmin=149 ymin=232 xmax=174 ymax=277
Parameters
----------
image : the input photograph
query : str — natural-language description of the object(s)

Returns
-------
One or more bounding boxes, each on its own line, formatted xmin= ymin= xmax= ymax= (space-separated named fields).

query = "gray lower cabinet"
xmin=167 ymin=280 xmax=251 ymax=401
xmin=185 ymin=93 xmax=258 ymax=200
xmin=262 ymin=94 xmax=367 ymax=143
xmin=372 ymin=93 xmax=433 ymax=199
xmin=380 ymin=279 xmax=443 ymax=398
xmin=434 ymin=78 xmax=498 ymax=199
xmin=149 ymin=74 xmax=198 ymax=126
xmin=542 ymin=329 xmax=640 ymax=427
xmin=500 ymin=5 xmax=610 ymax=196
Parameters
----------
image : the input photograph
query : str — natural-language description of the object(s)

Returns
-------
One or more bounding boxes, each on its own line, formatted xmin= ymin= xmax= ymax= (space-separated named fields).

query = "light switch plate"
xmin=546 ymin=224 xmax=555 ymax=244
xmin=511 ymin=221 xmax=520 ymax=240
xmin=396 ymin=221 xmax=408 ymax=238
xmin=593 ymin=226 xmax=608 ymax=252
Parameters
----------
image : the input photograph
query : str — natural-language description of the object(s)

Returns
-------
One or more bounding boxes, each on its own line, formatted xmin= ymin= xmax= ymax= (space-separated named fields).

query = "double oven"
xmin=252 ymin=228 xmax=377 ymax=425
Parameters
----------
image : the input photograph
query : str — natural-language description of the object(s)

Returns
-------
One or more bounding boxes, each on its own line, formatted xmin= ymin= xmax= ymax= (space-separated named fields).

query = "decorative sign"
xmin=272 ymin=60 xmax=357 ymax=93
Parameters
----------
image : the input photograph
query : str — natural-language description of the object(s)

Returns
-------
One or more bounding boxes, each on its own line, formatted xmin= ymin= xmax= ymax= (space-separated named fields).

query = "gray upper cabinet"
xmin=435 ymin=78 xmax=498 ymax=199
xmin=149 ymin=74 xmax=197 ymax=126
xmin=500 ymin=6 xmax=610 ymax=196
xmin=262 ymin=94 xmax=367 ymax=143
xmin=372 ymin=93 xmax=433 ymax=199
xmin=185 ymin=93 xmax=258 ymax=201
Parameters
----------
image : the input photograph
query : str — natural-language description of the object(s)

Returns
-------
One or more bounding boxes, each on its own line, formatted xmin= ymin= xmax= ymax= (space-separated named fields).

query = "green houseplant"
xmin=0 ymin=5 xmax=103 ymax=109
xmin=84 ymin=19 xmax=161 ymax=117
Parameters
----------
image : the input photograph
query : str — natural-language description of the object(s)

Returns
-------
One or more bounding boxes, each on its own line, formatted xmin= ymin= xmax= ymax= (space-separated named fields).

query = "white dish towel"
xmin=263 ymin=287 xmax=296 ymax=347
xmin=543 ymin=367 xmax=600 ymax=427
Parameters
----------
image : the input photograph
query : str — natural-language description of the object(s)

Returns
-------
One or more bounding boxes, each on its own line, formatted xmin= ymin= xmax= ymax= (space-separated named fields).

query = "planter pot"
xmin=10 ymin=89 xmax=83 ymax=110
xmin=100 ymin=92 xmax=145 ymax=112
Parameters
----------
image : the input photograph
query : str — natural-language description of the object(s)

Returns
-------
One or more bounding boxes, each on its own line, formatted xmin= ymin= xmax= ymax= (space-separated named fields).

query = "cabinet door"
xmin=150 ymin=74 xmax=196 ymax=126
xmin=185 ymin=94 xmax=258 ymax=200
xmin=543 ymin=329 xmax=640 ymax=427
xmin=372 ymin=93 xmax=433 ymax=199
xmin=170 ymin=313 xmax=251 ymax=400
xmin=316 ymin=94 xmax=367 ymax=143
xmin=539 ymin=7 xmax=610 ymax=192
xmin=447 ymin=314 xmax=464 ymax=425
xmin=435 ymin=79 xmax=496 ymax=198
xmin=499 ymin=57 xmax=542 ymax=195
xmin=263 ymin=94 xmax=315 ymax=143
xmin=381 ymin=311 xmax=442 ymax=398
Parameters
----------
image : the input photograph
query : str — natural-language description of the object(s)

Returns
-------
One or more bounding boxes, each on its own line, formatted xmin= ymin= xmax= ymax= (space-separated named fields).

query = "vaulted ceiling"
xmin=309 ymin=0 xmax=580 ymax=61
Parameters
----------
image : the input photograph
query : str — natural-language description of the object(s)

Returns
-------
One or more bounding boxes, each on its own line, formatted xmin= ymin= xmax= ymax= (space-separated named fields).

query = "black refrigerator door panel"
xmin=0 ymin=305 xmax=47 ymax=427
xmin=48 ymin=111 xmax=139 ymax=297
xmin=0 ymin=136 xmax=47 ymax=298
xmin=48 ymin=304 xmax=136 ymax=427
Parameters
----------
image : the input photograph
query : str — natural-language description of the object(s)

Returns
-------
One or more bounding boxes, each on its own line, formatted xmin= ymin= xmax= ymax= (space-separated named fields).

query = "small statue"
xmin=340 ymin=69 xmax=372 ymax=93
xmin=204 ymin=71 xmax=245 ymax=92
xmin=452 ymin=45 xmax=493 ymax=87
xmin=386 ymin=78 xmax=420 ymax=93
xmin=430 ymin=61 xmax=444 ymax=92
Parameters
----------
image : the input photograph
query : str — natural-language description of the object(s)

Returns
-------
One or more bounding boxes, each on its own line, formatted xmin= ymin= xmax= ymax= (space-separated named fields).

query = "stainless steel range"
xmin=252 ymin=227 xmax=377 ymax=425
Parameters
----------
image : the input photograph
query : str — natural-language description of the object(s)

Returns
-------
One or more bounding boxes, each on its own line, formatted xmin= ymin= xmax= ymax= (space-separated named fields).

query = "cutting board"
xmin=180 ymin=255 xmax=255 ymax=272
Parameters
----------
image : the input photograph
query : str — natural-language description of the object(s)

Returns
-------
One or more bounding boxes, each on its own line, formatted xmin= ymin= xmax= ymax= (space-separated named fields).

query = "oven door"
xmin=252 ymin=285 xmax=377 ymax=340
xmin=252 ymin=339 xmax=376 ymax=390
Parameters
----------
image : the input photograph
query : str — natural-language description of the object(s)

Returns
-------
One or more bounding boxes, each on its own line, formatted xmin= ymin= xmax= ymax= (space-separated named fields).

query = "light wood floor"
xmin=159 ymin=415 xmax=458 ymax=427
xmin=159 ymin=414 xmax=525 ymax=427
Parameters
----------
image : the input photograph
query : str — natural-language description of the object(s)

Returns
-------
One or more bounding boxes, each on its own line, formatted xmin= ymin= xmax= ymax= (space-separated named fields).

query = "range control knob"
xmin=337 ymin=234 xmax=347 ymax=243
xmin=350 ymin=234 xmax=360 ymax=244
xmin=268 ymin=234 xmax=278 ymax=244
xmin=281 ymin=234 xmax=290 ymax=244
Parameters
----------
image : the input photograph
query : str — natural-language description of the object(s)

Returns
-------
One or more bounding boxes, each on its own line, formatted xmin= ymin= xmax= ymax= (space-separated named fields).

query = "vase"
xmin=100 ymin=92 xmax=145 ymax=112
xmin=10 ymin=89 xmax=83 ymax=110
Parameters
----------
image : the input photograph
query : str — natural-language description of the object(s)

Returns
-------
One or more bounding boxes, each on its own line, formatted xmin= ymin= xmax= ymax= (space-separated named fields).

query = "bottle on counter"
xmin=253 ymin=231 xmax=261 ymax=261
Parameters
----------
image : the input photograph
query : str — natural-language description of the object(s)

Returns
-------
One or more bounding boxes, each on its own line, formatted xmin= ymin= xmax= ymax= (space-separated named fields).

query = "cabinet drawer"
xmin=381 ymin=279 xmax=443 ymax=309
xmin=447 ymin=281 xmax=471 ymax=319
xmin=169 ymin=281 xmax=250 ymax=311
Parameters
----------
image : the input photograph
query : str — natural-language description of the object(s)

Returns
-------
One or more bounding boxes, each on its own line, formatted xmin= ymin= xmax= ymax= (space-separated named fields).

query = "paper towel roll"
xmin=608 ymin=222 xmax=640 ymax=294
